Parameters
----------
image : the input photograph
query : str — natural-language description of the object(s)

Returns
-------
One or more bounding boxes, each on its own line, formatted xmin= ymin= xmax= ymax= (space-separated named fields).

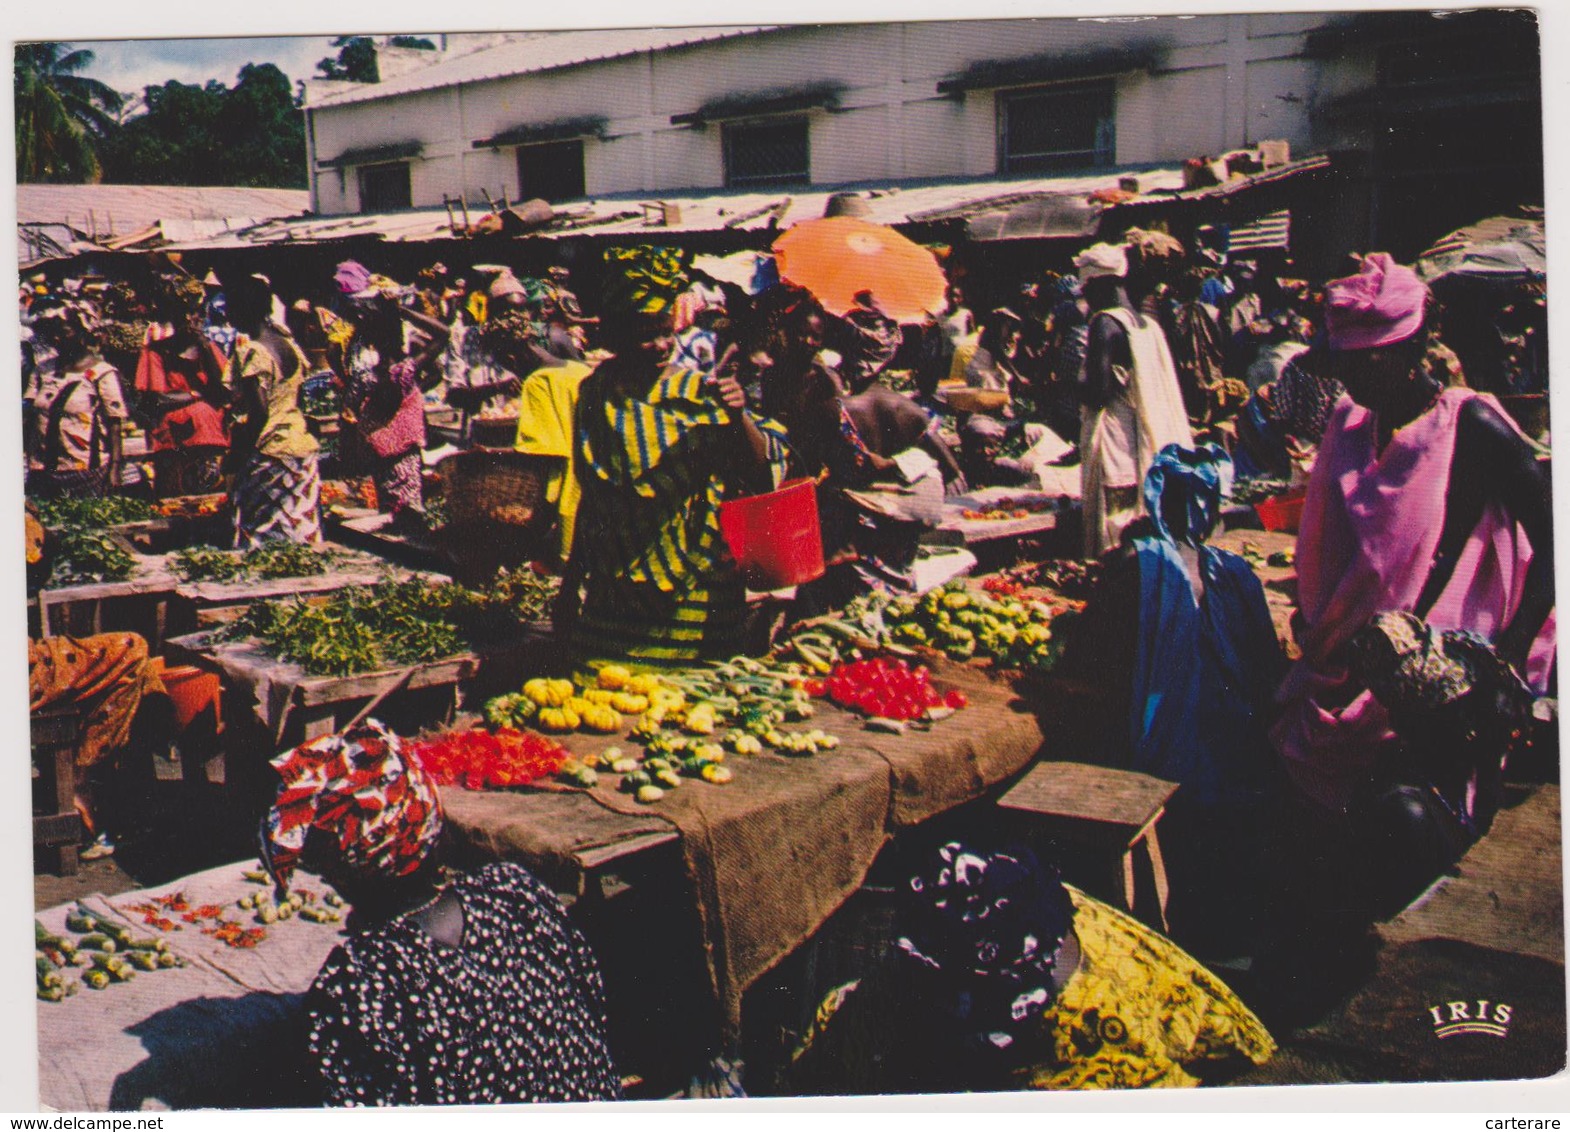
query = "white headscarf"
xmin=1074 ymin=242 xmax=1129 ymax=283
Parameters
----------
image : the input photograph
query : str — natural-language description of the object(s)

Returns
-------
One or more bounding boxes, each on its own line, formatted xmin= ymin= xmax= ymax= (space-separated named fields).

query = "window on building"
xmin=358 ymin=162 xmax=412 ymax=212
xmin=998 ymin=80 xmax=1115 ymax=174
xmin=723 ymin=117 xmax=810 ymax=188
xmin=517 ymin=139 xmax=587 ymax=203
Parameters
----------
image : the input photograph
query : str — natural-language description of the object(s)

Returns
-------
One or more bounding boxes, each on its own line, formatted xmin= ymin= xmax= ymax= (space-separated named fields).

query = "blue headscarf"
xmin=1141 ymin=443 xmax=1232 ymax=547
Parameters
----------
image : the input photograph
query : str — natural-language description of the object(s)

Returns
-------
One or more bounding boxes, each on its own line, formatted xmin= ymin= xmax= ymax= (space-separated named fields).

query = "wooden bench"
xmin=32 ymin=707 xmax=86 ymax=877
xmin=998 ymin=760 xmax=1179 ymax=932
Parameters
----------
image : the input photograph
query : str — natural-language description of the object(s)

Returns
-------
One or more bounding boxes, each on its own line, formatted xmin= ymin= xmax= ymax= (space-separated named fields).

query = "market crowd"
xmin=19 ymin=215 xmax=1555 ymax=1103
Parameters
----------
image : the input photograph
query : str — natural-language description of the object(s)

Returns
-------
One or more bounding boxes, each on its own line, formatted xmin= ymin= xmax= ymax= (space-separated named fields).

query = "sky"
xmin=68 ymin=35 xmax=401 ymax=98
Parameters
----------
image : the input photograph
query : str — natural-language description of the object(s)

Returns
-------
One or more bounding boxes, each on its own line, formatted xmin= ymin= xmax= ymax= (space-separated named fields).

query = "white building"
xmin=298 ymin=10 xmax=1539 ymax=259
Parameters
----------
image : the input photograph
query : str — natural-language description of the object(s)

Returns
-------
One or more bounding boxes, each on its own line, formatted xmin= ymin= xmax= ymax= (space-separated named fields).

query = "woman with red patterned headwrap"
xmin=261 ymin=720 xmax=620 ymax=1107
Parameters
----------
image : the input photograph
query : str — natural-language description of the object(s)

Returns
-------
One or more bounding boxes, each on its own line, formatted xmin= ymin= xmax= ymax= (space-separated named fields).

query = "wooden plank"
xmin=997 ymin=760 xmax=1177 ymax=830
xmin=294 ymin=654 xmax=480 ymax=707
xmin=575 ymin=830 xmax=681 ymax=870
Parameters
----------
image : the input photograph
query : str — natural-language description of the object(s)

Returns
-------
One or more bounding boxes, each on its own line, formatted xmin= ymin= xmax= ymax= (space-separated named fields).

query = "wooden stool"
xmin=32 ymin=706 xmax=86 ymax=877
xmin=998 ymin=761 xmax=1178 ymax=932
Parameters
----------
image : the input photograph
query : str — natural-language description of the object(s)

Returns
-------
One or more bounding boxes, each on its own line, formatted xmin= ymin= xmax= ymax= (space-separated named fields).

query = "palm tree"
xmin=15 ymin=42 xmax=123 ymax=183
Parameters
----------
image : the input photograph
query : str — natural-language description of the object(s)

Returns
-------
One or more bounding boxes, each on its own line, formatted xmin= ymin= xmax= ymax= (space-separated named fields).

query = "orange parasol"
xmin=772 ymin=216 xmax=947 ymax=323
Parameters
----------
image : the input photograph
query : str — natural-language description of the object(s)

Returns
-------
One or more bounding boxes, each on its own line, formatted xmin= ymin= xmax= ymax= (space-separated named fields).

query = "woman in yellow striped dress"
xmin=560 ymin=247 xmax=791 ymax=670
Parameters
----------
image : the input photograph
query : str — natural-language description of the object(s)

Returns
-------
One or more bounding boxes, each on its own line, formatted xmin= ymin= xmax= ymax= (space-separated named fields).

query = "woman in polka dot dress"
xmin=261 ymin=720 xmax=622 ymax=1106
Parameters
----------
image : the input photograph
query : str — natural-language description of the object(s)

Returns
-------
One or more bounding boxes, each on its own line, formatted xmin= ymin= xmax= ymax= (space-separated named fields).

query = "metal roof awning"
xmin=317 ymin=141 xmax=424 ymax=170
xmin=912 ymin=189 xmax=1106 ymax=242
xmin=935 ymin=44 xmax=1164 ymax=96
xmin=473 ymin=115 xmax=609 ymax=149
xmin=670 ymin=83 xmax=844 ymax=127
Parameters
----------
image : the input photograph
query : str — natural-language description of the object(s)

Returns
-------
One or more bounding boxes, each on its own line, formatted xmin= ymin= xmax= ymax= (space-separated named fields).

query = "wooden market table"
xmin=167 ymin=546 xmax=446 ymax=632
xmin=439 ymin=657 xmax=1051 ymax=1038
xmin=938 ymin=486 xmax=1063 ymax=545
xmin=162 ymin=624 xmax=551 ymax=805
xmin=30 ymin=555 xmax=182 ymax=651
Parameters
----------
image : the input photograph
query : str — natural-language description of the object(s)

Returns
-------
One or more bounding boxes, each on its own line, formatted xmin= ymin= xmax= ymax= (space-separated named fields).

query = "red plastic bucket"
xmin=155 ymin=662 xmax=222 ymax=731
xmin=719 ymin=478 xmax=826 ymax=591
xmin=1255 ymin=488 xmax=1307 ymax=534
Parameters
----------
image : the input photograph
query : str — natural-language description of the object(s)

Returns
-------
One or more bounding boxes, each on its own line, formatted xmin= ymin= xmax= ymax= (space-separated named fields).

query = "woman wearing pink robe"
xmin=1272 ymin=254 xmax=1555 ymax=818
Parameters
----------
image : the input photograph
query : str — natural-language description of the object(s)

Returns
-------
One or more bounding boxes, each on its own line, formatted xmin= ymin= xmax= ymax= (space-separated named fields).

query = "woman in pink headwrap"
xmin=263 ymin=720 xmax=620 ymax=1107
xmin=1271 ymin=252 xmax=1555 ymax=842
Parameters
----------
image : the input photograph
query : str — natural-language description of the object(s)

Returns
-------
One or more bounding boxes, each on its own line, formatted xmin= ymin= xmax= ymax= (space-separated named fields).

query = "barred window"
xmin=723 ymin=117 xmax=810 ymax=188
xmin=358 ymin=162 xmax=411 ymax=212
xmin=517 ymin=139 xmax=586 ymax=204
xmin=998 ymin=81 xmax=1115 ymax=174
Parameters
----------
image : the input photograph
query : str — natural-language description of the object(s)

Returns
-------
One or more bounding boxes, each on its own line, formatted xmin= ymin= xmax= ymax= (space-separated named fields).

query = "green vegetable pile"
xmin=52 ymin=531 xmax=137 ymax=585
xmin=881 ymin=582 xmax=1064 ymax=669
xmin=29 ymin=497 xmax=155 ymax=586
xmin=219 ymin=568 xmax=558 ymax=676
xmin=30 ymin=496 xmax=155 ymax=528
xmin=172 ymin=542 xmax=336 ymax=584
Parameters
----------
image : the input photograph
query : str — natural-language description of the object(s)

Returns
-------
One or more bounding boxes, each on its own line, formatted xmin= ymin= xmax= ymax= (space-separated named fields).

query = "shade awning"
xmin=473 ymin=115 xmax=609 ymax=149
xmin=317 ymin=140 xmax=424 ymax=170
xmin=935 ymin=44 xmax=1164 ymax=96
xmin=671 ymin=84 xmax=843 ymax=127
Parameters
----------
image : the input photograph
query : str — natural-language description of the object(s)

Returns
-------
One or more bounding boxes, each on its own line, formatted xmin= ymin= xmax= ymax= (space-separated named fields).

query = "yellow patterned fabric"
xmin=1022 ymin=889 xmax=1276 ymax=1089
xmin=790 ymin=887 xmax=1274 ymax=1094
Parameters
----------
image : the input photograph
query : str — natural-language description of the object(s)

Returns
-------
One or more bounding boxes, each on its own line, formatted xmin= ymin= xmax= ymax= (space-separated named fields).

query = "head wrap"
xmin=1074 ymin=242 xmax=1129 ymax=283
xmin=489 ymin=270 xmax=528 ymax=303
xmin=1324 ymin=252 xmax=1427 ymax=351
xmin=1350 ymin=612 xmax=1531 ymax=726
xmin=835 ymin=306 xmax=903 ymax=385
xmin=1141 ymin=443 xmax=1232 ymax=547
xmin=895 ymin=842 xmax=1075 ymax=1054
xmin=260 ymin=719 xmax=443 ymax=896
xmin=602 ymin=245 xmax=688 ymax=319
xmin=1123 ymin=227 xmax=1186 ymax=265
xmin=333 ymin=260 xmax=372 ymax=296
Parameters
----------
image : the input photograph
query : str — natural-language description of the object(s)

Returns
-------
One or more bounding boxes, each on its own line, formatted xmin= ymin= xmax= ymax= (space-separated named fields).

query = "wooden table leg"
xmin=1121 ymin=844 xmax=1138 ymax=914
xmin=1143 ymin=823 xmax=1172 ymax=935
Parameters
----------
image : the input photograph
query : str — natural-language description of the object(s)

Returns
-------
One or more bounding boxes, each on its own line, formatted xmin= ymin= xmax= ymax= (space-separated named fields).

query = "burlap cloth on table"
xmin=568 ymin=657 xmax=1045 ymax=1035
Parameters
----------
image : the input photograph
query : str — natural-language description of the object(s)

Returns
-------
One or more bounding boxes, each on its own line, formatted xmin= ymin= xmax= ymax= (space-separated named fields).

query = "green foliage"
xmin=99 ymin=63 xmax=305 ymax=188
xmin=388 ymin=36 xmax=436 ymax=51
xmin=219 ymin=570 xmax=559 ymax=677
xmin=15 ymin=42 xmax=123 ymax=183
xmin=316 ymin=36 xmax=379 ymax=83
xmin=30 ymin=495 xmax=155 ymax=528
xmin=171 ymin=542 xmax=335 ymax=584
xmin=52 ymin=531 xmax=136 ymax=585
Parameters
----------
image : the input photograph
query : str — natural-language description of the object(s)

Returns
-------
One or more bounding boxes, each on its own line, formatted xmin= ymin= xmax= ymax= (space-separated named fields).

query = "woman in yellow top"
xmin=788 ymin=842 xmax=1275 ymax=1095
xmin=512 ymin=316 xmax=594 ymax=565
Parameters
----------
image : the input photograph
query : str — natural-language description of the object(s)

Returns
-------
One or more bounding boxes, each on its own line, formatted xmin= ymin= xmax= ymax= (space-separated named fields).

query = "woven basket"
xmin=469 ymin=416 xmax=521 ymax=449
xmin=437 ymin=449 xmax=552 ymax=533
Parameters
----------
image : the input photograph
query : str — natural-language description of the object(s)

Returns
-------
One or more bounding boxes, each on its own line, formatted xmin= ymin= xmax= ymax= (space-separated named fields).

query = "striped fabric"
xmin=1228 ymin=210 xmax=1291 ymax=254
xmin=571 ymin=364 xmax=790 ymax=667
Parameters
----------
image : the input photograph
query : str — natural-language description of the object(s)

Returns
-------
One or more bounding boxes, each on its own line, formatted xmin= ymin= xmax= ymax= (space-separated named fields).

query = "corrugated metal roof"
xmin=19 ymin=224 xmax=96 ymax=270
xmin=308 ymin=26 xmax=776 ymax=109
xmin=16 ymin=184 xmax=310 ymax=239
xmin=159 ymin=167 xmax=1184 ymax=250
xmin=152 ymin=156 xmax=1328 ymax=252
